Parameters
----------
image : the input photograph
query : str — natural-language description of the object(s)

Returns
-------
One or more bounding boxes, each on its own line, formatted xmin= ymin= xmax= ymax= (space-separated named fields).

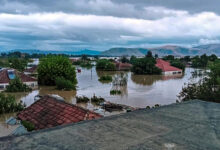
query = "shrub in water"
xmin=55 ymin=77 xmax=75 ymax=91
xmin=91 ymin=95 xmax=105 ymax=105
xmin=110 ymin=90 xmax=122 ymax=95
xmin=99 ymin=75 xmax=112 ymax=82
xmin=76 ymin=96 xmax=90 ymax=103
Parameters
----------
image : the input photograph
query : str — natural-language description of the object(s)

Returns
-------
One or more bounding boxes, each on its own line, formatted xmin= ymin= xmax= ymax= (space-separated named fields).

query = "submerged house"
xmin=156 ymin=59 xmax=182 ymax=75
xmin=0 ymin=68 xmax=38 ymax=91
xmin=17 ymin=96 xmax=102 ymax=130
xmin=24 ymin=65 xmax=38 ymax=76
xmin=115 ymin=62 xmax=132 ymax=71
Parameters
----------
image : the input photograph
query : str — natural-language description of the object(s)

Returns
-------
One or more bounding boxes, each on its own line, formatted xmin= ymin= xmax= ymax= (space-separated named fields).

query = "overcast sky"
xmin=0 ymin=0 xmax=220 ymax=51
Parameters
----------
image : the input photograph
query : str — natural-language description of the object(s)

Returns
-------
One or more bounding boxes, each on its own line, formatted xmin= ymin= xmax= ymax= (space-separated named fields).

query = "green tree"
xmin=38 ymin=56 xmax=77 ymax=86
xmin=170 ymin=59 xmax=186 ymax=72
xmin=120 ymin=56 xmax=130 ymax=63
xmin=130 ymin=56 xmax=137 ymax=65
xmin=0 ymin=93 xmax=25 ymax=114
xmin=6 ymin=77 xmax=31 ymax=92
xmin=131 ymin=57 xmax=162 ymax=75
xmin=55 ymin=77 xmax=76 ymax=90
xmin=8 ymin=58 xmax=28 ymax=71
xmin=146 ymin=51 xmax=153 ymax=58
xmin=96 ymin=59 xmax=116 ymax=71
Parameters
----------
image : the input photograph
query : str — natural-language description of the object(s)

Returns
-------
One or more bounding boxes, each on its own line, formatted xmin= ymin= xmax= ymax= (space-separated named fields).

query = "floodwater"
xmin=0 ymin=67 xmax=201 ymax=137
xmin=76 ymin=67 xmax=198 ymax=108
xmin=6 ymin=67 xmax=199 ymax=108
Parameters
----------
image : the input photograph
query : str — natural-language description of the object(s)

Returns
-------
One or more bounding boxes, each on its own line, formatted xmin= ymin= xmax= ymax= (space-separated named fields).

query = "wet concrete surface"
xmin=0 ymin=100 xmax=219 ymax=150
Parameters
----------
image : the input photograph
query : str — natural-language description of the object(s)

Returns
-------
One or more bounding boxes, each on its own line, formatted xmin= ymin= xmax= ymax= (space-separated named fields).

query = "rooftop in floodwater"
xmin=0 ymin=100 xmax=219 ymax=150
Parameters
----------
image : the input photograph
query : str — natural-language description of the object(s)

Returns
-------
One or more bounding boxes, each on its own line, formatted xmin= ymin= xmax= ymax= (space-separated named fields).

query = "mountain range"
xmin=3 ymin=44 xmax=220 ymax=57
xmin=101 ymin=44 xmax=220 ymax=57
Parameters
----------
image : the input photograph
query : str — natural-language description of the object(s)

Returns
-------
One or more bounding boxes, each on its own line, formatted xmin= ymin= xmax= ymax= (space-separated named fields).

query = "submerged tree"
xmin=178 ymin=60 xmax=220 ymax=103
xmin=38 ymin=56 xmax=77 ymax=86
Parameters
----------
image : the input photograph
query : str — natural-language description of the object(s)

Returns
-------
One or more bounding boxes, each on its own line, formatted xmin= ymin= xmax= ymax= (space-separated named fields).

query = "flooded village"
xmin=0 ymin=53 xmax=209 ymax=137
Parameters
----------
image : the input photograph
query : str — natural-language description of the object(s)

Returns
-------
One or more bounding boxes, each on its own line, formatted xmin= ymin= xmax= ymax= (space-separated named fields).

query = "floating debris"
xmin=6 ymin=117 xmax=17 ymax=125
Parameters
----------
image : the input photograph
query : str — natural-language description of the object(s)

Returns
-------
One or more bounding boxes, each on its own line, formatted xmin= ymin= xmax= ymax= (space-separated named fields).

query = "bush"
xmin=38 ymin=56 xmax=77 ymax=86
xmin=6 ymin=77 xmax=32 ymax=92
xmin=99 ymin=75 xmax=112 ymax=82
xmin=110 ymin=90 xmax=121 ymax=95
xmin=76 ymin=96 xmax=90 ymax=103
xmin=96 ymin=59 xmax=116 ymax=71
xmin=21 ymin=120 xmax=35 ymax=131
xmin=0 ymin=93 xmax=25 ymax=114
xmin=55 ymin=77 xmax=75 ymax=90
xmin=91 ymin=95 xmax=105 ymax=105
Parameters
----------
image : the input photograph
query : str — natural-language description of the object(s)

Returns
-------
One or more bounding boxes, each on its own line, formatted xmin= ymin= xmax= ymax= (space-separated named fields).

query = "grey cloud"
xmin=0 ymin=0 xmax=219 ymax=19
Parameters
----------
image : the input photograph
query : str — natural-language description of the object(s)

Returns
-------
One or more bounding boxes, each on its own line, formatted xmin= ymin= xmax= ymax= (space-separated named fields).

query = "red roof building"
xmin=24 ymin=65 xmax=38 ymax=75
xmin=115 ymin=62 xmax=132 ymax=71
xmin=156 ymin=59 xmax=182 ymax=75
xmin=0 ymin=69 xmax=38 ymax=90
xmin=17 ymin=96 xmax=102 ymax=130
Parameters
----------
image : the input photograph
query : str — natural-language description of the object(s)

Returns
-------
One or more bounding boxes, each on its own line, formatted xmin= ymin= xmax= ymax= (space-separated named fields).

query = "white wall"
xmin=163 ymin=71 xmax=182 ymax=75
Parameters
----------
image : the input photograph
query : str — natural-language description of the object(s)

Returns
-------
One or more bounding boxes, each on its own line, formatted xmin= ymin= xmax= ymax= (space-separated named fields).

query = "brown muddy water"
xmin=0 ymin=67 xmax=201 ymax=137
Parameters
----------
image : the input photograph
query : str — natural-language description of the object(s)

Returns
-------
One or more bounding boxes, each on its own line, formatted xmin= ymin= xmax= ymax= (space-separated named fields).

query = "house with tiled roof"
xmin=17 ymin=95 xmax=102 ymax=130
xmin=115 ymin=62 xmax=132 ymax=71
xmin=0 ymin=68 xmax=38 ymax=91
xmin=24 ymin=65 xmax=38 ymax=76
xmin=156 ymin=59 xmax=182 ymax=75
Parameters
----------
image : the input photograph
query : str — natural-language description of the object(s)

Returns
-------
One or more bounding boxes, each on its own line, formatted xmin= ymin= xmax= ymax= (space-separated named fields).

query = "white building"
xmin=0 ymin=69 xmax=38 ymax=91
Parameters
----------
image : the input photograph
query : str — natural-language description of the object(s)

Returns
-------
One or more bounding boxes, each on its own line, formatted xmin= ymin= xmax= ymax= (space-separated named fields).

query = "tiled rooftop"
xmin=0 ymin=69 xmax=37 ymax=84
xmin=24 ymin=66 xmax=38 ymax=73
xmin=156 ymin=59 xmax=182 ymax=72
xmin=17 ymin=96 xmax=102 ymax=130
xmin=0 ymin=100 xmax=219 ymax=150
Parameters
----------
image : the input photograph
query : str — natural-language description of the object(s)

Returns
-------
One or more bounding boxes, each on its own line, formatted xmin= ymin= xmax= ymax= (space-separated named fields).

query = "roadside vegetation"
xmin=38 ymin=56 xmax=77 ymax=90
xmin=6 ymin=77 xmax=32 ymax=92
xmin=178 ymin=60 xmax=220 ymax=103
xmin=0 ymin=93 xmax=25 ymax=114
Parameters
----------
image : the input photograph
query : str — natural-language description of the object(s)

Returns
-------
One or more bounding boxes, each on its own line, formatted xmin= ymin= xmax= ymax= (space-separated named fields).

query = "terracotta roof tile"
xmin=17 ymin=96 xmax=102 ymax=130
xmin=156 ymin=59 xmax=182 ymax=72
xmin=0 ymin=68 xmax=37 ymax=84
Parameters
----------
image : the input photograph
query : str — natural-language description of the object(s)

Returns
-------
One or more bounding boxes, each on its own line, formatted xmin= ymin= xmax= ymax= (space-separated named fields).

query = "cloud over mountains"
xmin=0 ymin=0 xmax=220 ymax=50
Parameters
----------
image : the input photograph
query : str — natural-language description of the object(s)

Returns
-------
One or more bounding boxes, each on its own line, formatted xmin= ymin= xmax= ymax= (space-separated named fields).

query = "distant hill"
xmin=3 ymin=44 xmax=220 ymax=57
xmin=7 ymin=49 xmax=101 ymax=56
xmin=101 ymin=44 xmax=220 ymax=56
